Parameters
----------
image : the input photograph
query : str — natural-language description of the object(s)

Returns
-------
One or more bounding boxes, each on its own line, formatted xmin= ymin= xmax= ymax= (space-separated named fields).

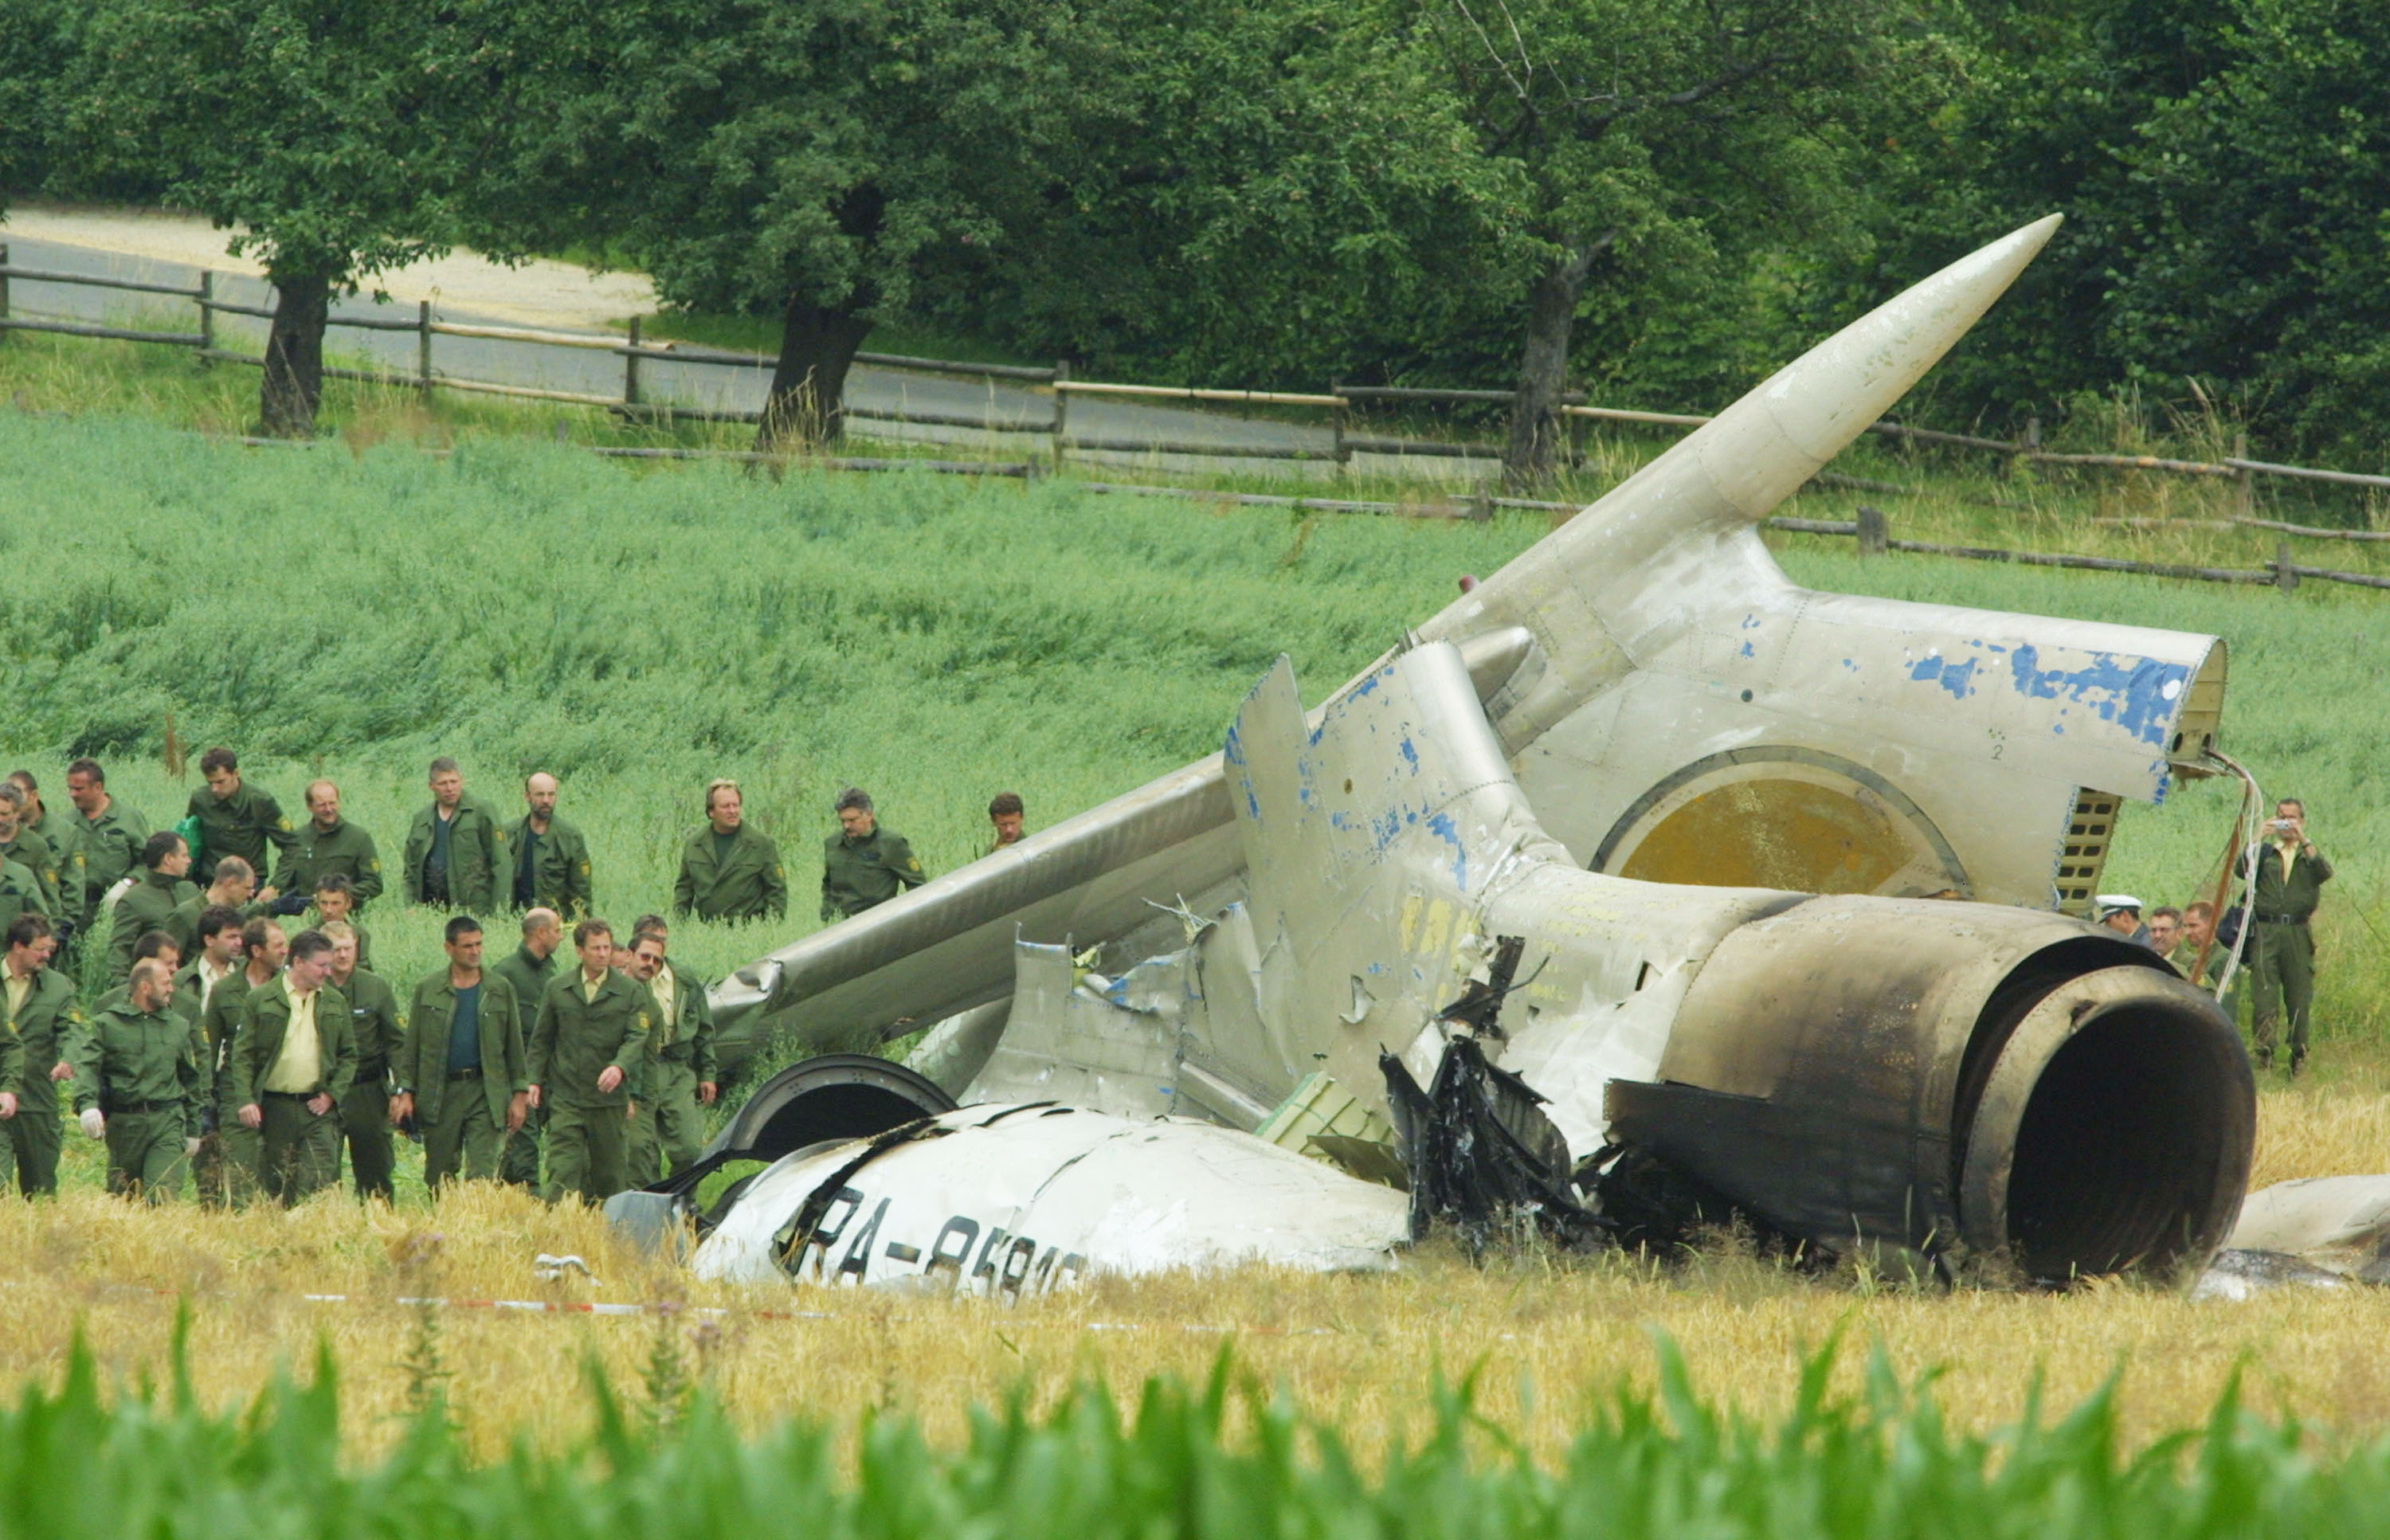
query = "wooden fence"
xmin=4 ymin=245 xmax=2388 ymax=593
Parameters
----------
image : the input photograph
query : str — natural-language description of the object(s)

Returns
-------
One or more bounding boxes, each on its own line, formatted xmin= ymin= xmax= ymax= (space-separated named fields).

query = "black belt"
xmin=445 ymin=1067 xmax=484 ymax=1081
xmin=262 ymin=1090 xmax=319 ymax=1100
xmin=2256 ymin=913 xmax=2310 ymax=926
xmin=354 ymin=1058 xmax=390 ymax=1081
xmin=100 ymin=1098 xmax=177 ymax=1115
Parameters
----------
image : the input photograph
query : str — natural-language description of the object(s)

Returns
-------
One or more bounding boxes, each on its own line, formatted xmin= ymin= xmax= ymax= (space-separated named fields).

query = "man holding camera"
xmin=2247 ymin=798 xmax=2332 ymax=1075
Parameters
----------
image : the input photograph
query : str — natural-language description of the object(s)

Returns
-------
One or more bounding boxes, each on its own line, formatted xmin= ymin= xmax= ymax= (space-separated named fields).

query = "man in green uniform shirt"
xmin=186 ymin=748 xmax=296 ymax=888
xmin=627 ymin=918 xmax=716 ymax=1185
xmin=2247 ymin=798 xmax=2333 ymax=1075
xmin=228 ymin=929 xmax=355 ymax=1204
xmin=394 ymin=916 xmax=529 ymax=1191
xmin=72 ymin=958 xmax=206 ymax=1201
xmin=308 ymin=875 xmax=374 ymax=971
xmin=197 ymin=918 xmax=284 ymax=1206
xmin=510 ymin=771 xmax=593 ymax=917
xmin=9 ymin=773 xmax=65 ymax=853
xmin=0 ymin=784 xmax=62 ymax=915
xmin=819 ymin=786 xmax=927 ymax=922
xmin=324 ymin=921 xmax=402 ymax=1201
xmin=62 ymin=758 xmax=149 ymax=928
xmin=107 ymin=832 xmax=199 ymax=982
xmin=492 ymin=907 xmax=562 ymax=1189
xmin=0 ymin=840 xmax=45 ymax=939
xmin=2 ymin=914 xmax=80 ymax=1197
xmin=272 ymin=780 xmax=384 ymax=908
xmin=96 ymin=932 xmax=202 ymax=1030
xmin=527 ymin=919 xmax=649 ymax=1205
xmin=675 ymin=779 xmax=787 ymax=923
xmin=176 ymin=907 xmax=245 ymax=1021
xmin=403 ymin=758 xmax=508 ymax=911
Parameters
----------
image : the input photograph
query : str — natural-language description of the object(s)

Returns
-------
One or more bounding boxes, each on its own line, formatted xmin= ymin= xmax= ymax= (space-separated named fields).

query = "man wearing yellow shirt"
xmin=227 ymin=930 xmax=355 ymax=1204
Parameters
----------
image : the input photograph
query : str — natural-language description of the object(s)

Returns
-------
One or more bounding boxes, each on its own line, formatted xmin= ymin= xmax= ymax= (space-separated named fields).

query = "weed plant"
xmin=17 ymin=1326 xmax=2390 ymax=1538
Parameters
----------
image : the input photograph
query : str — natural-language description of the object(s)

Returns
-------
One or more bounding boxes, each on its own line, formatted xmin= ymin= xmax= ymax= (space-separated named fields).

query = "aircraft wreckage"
xmin=614 ymin=214 xmax=2259 ymax=1292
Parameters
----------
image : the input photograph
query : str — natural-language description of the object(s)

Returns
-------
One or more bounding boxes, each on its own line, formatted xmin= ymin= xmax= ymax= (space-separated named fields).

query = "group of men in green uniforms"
xmin=0 ymin=748 xmax=978 ymax=1205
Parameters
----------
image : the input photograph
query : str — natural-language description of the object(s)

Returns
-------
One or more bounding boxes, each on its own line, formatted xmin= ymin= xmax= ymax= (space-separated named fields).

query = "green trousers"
xmin=258 ymin=1095 xmax=342 ymax=1205
xmin=2248 ymin=921 xmax=2317 ymax=1066
xmin=631 ymin=1059 xmax=705 ymax=1187
xmin=423 ymin=1083 xmax=503 ymax=1191
xmin=105 ymin=1109 xmax=188 ymax=1201
xmin=545 ymin=1099 xmax=629 ymax=1206
xmin=500 ymin=1098 xmax=547 ymax=1189
xmin=339 ymin=1080 xmax=395 ymax=1202
xmin=8 ymin=1108 xmax=60 ymax=1197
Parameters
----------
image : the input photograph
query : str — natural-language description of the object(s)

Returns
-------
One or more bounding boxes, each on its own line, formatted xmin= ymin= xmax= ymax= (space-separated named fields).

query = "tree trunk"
xmin=1502 ymin=237 xmax=1607 ymax=491
xmin=259 ymin=268 xmax=333 ymax=439
xmin=757 ymin=294 xmax=873 ymax=453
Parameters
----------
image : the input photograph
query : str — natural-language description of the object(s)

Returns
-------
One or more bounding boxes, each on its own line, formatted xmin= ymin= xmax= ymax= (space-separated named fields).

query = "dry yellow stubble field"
xmin=1 ymin=1062 xmax=2384 ymax=1464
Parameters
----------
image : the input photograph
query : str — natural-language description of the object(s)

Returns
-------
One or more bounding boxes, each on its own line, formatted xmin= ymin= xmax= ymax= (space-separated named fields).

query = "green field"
xmin=3 ymin=404 xmax=2383 ymax=1050
xmin=25 ymin=1330 xmax=2390 ymax=1539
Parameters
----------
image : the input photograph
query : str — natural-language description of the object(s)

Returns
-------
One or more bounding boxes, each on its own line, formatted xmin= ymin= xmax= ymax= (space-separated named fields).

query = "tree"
xmin=1385 ymin=0 xmax=1930 ymax=487
xmin=56 ymin=1 xmax=495 ymax=436
xmin=0 ymin=0 xmax=88 ymax=214
xmin=1801 ymin=0 xmax=2390 ymax=464
xmin=480 ymin=0 xmax=1080 ymax=452
xmin=931 ymin=0 xmax=1518 ymax=394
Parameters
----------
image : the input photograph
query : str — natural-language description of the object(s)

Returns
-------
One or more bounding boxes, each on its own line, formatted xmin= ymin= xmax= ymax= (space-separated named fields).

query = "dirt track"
xmin=2 ymin=199 xmax=656 ymax=331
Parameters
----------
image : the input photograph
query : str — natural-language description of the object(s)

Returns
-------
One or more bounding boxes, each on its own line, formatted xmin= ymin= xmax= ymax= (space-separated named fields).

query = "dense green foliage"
xmin=48 ymin=0 xmax=507 ymax=432
xmin=1792 ymin=0 xmax=2390 ymax=462
xmin=469 ymin=0 xmax=1079 ymax=444
xmin=10 ymin=0 xmax=2390 ymax=457
xmin=18 ymin=1329 xmax=2390 ymax=1537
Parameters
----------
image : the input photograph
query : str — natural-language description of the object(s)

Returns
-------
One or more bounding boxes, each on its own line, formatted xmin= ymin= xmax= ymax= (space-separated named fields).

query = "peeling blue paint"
xmin=1908 ymin=654 xmax=1981 ymax=699
xmin=1739 ymin=641 xmax=1756 ymax=658
xmin=2008 ymin=646 xmax=2188 ymax=746
xmin=1399 ymin=736 xmax=1420 ymax=770
xmin=1425 ymin=810 xmax=1468 ymax=888
xmin=1842 ymin=658 xmax=1858 ymax=672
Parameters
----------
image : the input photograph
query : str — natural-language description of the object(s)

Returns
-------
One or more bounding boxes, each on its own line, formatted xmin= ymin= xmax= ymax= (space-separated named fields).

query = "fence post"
xmin=624 ymin=315 xmax=643 ymax=409
xmin=1051 ymin=360 xmax=1069 ymax=470
xmin=417 ymin=301 xmax=433 ymax=396
xmin=0 ymin=242 xmax=10 ymax=346
xmin=2276 ymin=537 xmax=2298 ymax=594
xmin=1330 ymin=377 xmax=1349 ymax=476
xmin=2233 ymin=431 xmax=2254 ymax=519
xmin=1856 ymin=504 xmax=1889 ymax=555
xmin=195 ymin=271 xmax=214 ymax=366
xmin=2023 ymin=417 xmax=2042 ymax=483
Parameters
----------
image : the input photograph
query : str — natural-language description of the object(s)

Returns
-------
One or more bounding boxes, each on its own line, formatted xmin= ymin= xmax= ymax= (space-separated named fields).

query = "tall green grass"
xmin=16 ymin=1328 xmax=2390 ymax=1538
xmin=2 ymin=409 xmax=2383 ymax=1066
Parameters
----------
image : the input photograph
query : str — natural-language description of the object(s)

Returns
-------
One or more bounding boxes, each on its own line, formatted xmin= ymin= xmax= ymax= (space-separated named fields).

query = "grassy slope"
xmin=3 ymin=407 xmax=2384 ymax=1051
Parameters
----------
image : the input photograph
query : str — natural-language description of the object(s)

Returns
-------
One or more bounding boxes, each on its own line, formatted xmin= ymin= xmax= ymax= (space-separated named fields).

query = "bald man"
xmin=509 ymin=773 xmax=592 ymax=918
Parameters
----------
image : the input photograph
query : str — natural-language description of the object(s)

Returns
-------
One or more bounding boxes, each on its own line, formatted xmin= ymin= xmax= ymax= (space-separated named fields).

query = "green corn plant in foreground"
xmin=0 ymin=1319 xmax=2386 ymax=1539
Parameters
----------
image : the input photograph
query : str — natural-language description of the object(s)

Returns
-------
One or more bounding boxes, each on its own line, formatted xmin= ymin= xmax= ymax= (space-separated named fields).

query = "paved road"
xmin=2 ymin=233 xmax=1488 ymax=482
